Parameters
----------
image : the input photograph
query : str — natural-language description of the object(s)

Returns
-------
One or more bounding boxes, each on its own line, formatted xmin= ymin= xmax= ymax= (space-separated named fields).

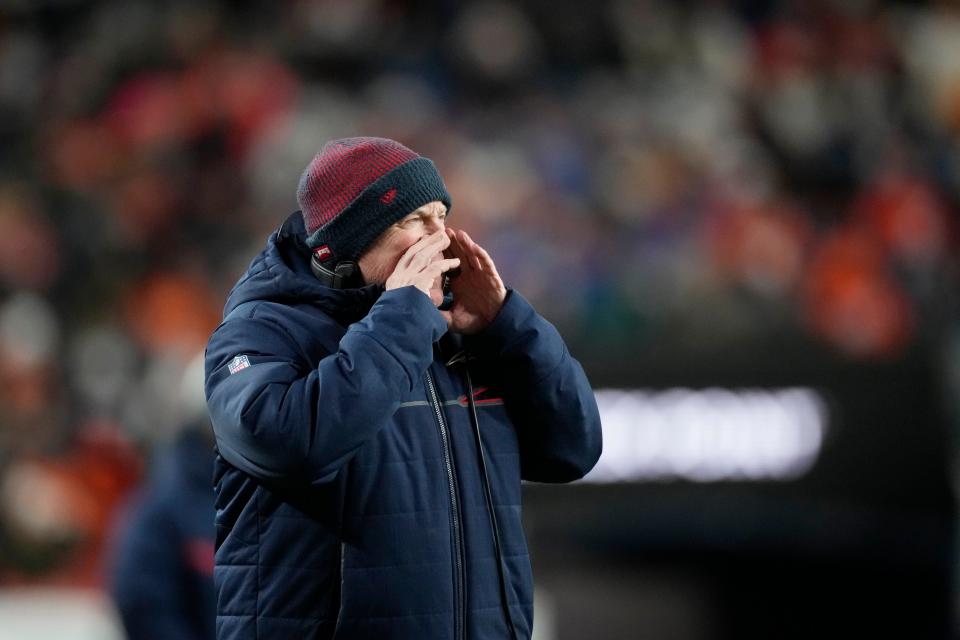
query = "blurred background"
xmin=0 ymin=0 xmax=957 ymax=638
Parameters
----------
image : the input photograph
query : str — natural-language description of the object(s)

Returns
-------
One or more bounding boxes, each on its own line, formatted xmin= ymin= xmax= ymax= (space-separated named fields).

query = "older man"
xmin=204 ymin=137 xmax=601 ymax=640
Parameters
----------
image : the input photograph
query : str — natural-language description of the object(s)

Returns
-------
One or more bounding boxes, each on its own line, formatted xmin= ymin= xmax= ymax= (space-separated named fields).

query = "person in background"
xmin=108 ymin=352 xmax=215 ymax=640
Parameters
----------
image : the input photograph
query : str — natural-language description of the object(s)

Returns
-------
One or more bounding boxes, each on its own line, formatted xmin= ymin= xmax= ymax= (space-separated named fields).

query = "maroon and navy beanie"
xmin=297 ymin=137 xmax=452 ymax=263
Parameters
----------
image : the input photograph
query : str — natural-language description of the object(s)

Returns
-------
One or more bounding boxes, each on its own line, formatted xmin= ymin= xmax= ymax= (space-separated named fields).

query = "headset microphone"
xmin=438 ymin=267 xmax=460 ymax=311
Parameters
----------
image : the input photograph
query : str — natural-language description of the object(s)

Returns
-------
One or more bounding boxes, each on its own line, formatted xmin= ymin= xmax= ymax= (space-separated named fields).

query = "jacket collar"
xmin=224 ymin=212 xmax=385 ymax=327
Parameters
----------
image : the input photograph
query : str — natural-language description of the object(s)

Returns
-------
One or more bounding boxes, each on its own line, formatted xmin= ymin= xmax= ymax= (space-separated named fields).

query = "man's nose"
xmin=424 ymin=216 xmax=445 ymax=233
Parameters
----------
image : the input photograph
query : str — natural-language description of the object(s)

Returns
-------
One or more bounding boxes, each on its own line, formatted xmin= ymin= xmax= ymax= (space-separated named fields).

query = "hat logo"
xmin=313 ymin=245 xmax=332 ymax=260
xmin=380 ymin=188 xmax=397 ymax=205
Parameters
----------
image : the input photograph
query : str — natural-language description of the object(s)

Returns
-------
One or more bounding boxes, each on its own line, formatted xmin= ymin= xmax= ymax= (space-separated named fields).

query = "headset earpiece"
xmin=311 ymin=252 xmax=362 ymax=289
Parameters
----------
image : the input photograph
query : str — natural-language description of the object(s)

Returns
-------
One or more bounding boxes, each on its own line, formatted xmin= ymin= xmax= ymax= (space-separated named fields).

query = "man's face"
xmin=358 ymin=200 xmax=448 ymax=289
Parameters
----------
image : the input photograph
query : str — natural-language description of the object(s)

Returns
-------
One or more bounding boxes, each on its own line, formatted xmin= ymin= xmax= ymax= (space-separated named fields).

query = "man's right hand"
xmin=385 ymin=230 xmax=460 ymax=306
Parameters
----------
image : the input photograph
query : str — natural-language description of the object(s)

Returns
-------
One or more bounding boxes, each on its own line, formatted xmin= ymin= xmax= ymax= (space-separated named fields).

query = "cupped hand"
xmin=440 ymin=228 xmax=507 ymax=334
xmin=385 ymin=230 xmax=460 ymax=305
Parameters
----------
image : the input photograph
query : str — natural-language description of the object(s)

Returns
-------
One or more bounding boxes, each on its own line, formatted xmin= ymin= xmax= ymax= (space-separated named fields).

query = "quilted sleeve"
xmin=205 ymin=286 xmax=447 ymax=485
xmin=464 ymin=290 xmax=603 ymax=483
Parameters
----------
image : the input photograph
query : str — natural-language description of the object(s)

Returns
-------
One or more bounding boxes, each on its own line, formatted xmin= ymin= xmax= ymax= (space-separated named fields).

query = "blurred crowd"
xmin=0 ymin=0 xmax=957 ymax=593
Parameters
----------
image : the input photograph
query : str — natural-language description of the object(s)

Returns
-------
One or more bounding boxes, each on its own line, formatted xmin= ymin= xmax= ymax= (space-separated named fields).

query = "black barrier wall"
xmin=526 ymin=339 xmax=954 ymax=639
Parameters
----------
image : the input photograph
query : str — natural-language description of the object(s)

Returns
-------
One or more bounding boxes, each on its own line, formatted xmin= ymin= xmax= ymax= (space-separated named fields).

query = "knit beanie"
xmin=297 ymin=137 xmax=452 ymax=263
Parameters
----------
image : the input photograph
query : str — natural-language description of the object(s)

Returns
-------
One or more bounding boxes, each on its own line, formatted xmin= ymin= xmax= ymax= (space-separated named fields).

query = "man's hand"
xmin=386 ymin=230 xmax=460 ymax=304
xmin=441 ymin=228 xmax=507 ymax=334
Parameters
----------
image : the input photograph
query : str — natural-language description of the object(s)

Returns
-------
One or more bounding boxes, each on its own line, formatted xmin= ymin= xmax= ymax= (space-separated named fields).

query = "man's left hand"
xmin=440 ymin=228 xmax=507 ymax=334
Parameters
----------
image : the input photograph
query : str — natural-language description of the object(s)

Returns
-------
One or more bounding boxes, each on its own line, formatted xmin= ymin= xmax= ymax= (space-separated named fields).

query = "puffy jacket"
xmin=204 ymin=212 xmax=602 ymax=639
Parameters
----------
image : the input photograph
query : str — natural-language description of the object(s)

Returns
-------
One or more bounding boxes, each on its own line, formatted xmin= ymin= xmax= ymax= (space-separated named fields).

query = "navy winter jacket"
xmin=110 ymin=427 xmax=216 ymax=640
xmin=204 ymin=213 xmax=602 ymax=639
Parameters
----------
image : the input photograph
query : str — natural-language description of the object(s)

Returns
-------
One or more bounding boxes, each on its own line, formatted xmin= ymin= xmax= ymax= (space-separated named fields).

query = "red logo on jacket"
xmin=457 ymin=387 xmax=504 ymax=407
xmin=184 ymin=539 xmax=215 ymax=576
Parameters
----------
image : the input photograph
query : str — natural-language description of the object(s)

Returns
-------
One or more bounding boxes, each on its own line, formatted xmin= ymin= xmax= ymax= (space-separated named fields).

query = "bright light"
xmin=582 ymin=388 xmax=827 ymax=483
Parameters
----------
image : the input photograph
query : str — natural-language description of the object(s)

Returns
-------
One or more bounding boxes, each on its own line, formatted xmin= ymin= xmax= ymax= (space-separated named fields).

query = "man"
xmin=204 ymin=137 xmax=602 ymax=639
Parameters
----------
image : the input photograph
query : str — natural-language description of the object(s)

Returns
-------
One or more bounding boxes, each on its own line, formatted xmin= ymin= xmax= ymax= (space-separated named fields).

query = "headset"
xmin=310 ymin=250 xmax=364 ymax=289
xmin=310 ymin=245 xmax=458 ymax=311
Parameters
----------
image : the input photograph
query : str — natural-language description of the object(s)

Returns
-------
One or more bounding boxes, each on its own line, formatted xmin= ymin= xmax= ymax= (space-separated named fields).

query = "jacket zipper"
xmin=425 ymin=369 xmax=466 ymax=640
